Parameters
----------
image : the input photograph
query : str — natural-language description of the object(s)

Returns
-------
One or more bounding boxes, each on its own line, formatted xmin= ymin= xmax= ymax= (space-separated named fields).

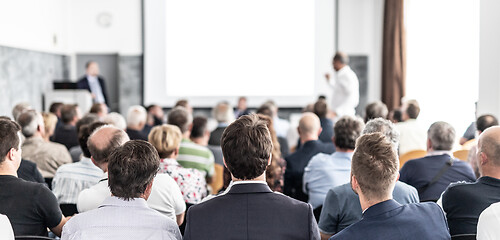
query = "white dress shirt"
xmin=328 ymin=65 xmax=359 ymax=117
xmin=395 ymin=119 xmax=427 ymax=155
xmin=62 ymin=196 xmax=182 ymax=240
xmin=86 ymin=75 xmax=105 ymax=103
xmin=0 ymin=214 xmax=14 ymax=240
xmin=477 ymin=202 xmax=500 ymax=240
xmin=77 ymin=173 xmax=185 ymax=222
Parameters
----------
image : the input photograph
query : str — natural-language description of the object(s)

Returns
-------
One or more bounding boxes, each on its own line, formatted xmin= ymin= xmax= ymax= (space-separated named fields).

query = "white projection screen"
xmin=144 ymin=0 xmax=335 ymax=107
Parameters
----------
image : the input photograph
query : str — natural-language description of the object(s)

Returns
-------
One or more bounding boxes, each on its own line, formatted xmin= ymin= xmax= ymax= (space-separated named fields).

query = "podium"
xmin=44 ymin=90 xmax=93 ymax=113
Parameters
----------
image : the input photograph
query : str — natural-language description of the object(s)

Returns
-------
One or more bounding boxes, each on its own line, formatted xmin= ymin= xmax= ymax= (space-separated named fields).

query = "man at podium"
xmin=77 ymin=61 xmax=108 ymax=105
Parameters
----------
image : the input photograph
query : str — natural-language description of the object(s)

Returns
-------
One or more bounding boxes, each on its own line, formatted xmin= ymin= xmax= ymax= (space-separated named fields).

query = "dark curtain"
xmin=382 ymin=0 xmax=406 ymax=111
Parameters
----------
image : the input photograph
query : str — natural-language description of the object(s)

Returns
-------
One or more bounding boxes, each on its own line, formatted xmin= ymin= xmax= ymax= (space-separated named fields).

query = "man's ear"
xmin=317 ymin=127 xmax=323 ymax=136
xmin=267 ymin=155 xmax=272 ymax=166
xmin=427 ymin=138 xmax=432 ymax=151
xmin=351 ymin=174 xmax=359 ymax=194
xmin=479 ymin=152 xmax=488 ymax=166
xmin=188 ymin=123 xmax=193 ymax=131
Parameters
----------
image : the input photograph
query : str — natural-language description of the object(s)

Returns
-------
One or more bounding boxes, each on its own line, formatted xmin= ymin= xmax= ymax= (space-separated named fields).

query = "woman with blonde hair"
xmin=148 ymin=124 xmax=208 ymax=204
xmin=41 ymin=112 xmax=58 ymax=142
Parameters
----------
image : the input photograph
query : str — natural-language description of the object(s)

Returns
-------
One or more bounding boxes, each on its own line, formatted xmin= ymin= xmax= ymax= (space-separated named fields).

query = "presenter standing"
xmin=77 ymin=61 xmax=108 ymax=105
xmin=325 ymin=52 xmax=359 ymax=117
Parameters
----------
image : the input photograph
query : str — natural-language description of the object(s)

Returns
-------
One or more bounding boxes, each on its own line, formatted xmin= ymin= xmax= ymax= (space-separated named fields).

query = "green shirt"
xmin=177 ymin=139 xmax=215 ymax=177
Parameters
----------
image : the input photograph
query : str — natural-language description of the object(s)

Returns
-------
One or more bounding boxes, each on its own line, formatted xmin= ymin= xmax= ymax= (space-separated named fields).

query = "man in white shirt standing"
xmin=325 ymin=52 xmax=359 ymax=117
xmin=77 ymin=61 xmax=108 ymax=104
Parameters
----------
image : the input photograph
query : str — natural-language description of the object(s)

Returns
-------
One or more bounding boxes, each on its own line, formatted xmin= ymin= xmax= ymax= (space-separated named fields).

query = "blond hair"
xmin=148 ymin=124 xmax=182 ymax=158
xmin=42 ymin=112 xmax=58 ymax=138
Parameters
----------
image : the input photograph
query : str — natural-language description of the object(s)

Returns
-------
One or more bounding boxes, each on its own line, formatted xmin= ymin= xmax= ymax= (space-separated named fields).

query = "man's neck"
xmin=481 ymin=166 xmax=500 ymax=179
xmin=336 ymin=148 xmax=354 ymax=153
xmin=127 ymin=125 xmax=142 ymax=131
xmin=0 ymin=166 xmax=17 ymax=177
xmin=191 ymin=137 xmax=207 ymax=146
xmin=232 ymin=173 xmax=266 ymax=182
xmin=359 ymin=193 xmax=391 ymax=212
xmin=300 ymin=136 xmax=318 ymax=145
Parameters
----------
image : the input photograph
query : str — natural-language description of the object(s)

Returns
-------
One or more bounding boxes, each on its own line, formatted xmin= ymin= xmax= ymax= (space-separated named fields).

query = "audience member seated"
xmin=330 ymin=133 xmax=450 ymax=240
xmin=143 ymin=104 xmax=165 ymax=135
xmin=52 ymin=122 xmax=105 ymax=216
xmin=125 ymin=105 xmax=148 ymax=141
xmin=77 ymin=125 xmax=185 ymax=224
xmin=234 ymin=96 xmax=250 ymax=118
xmin=477 ymin=202 xmax=500 ymax=240
xmin=61 ymin=141 xmax=182 ymax=240
xmin=263 ymin=100 xmax=290 ymax=139
xmin=18 ymin=110 xmax=72 ymax=181
xmin=0 ymin=214 xmax=14 ymax=240
xmin=260 ymin=115 xmax=287 ymax=192
xmin=89 ymin=103 xmax=108 ymax=119
xmin=208 ymin=101 xmax=235 ymax=146
xmin=53 ymin=104 xmax=81 ymax=150
xmin=183 ymin=114 xmax=320 ymax=240
xmin=468 ymin=114 xmax=498 ymax=178
xmin=395 ymin=99 xmax=427 ymax=155
xmin=1 ymin=115 xmax=46 ymax=184
xmin=41 ymin=112 xmax=58 ymax=142
xmin=168 ymin=107 xmax=215 ymax=182
xmin=439 ymin=126 xmax=500 ymax=236
xmin=389 ymin=108 xmax=403 ymax=123
xmin=256 ymin=104 xmax=290 ymax=158
xmin=313 ymin=99 xmax=334 ymax=144
xmin=303 ymin=116 xmax=364 ymax=209
xmin=11 ymin=102 xmax=31 ymax=122
xmin=49 ymin=102 xmax=64 ymax=127
xmin=318 ymin=118 xmax=419 ymax=239
xmin=191 ymin=116 xmax=224 ymax=166
xmin=69 ymin=113 xmax=99 ymax=163
xmin=400 ymin=121 xmax=476 ymax=201
xmin=102 ymin=112 xmax=127 ymax=130
xmin=460 ymin=121 xmax=477 ymax=145
xmin=364 ymin=100 xmax=388 ymax=123
xmin=149 ymin=124 xmax=208 ymax=204
xmin=0 ymin=119 xmax=68 ymax=237
xmin=175 ymin=99 xmax=193 ymax=114
xmin=284 ymin=112 xmax=335 ymax=202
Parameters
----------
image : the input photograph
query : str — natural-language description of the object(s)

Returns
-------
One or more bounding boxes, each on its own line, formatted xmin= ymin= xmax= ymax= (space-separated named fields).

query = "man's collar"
xmin=426 ymin=150 xmax=453 ymax=157
xmin=362 ymin=199 xmax=401 ymax=218
xmin=99 ymin=196 xmax=148 ymax=208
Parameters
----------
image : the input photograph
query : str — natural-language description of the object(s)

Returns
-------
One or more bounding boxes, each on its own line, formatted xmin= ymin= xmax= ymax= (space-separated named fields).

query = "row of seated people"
xmin=1 ymin=97 xmax=500 ymax=239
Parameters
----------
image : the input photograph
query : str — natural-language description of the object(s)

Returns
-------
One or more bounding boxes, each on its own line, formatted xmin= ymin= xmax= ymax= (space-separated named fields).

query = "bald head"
xmin=478 ymin=126 xmax=500 ymax=168
xmin=298 ymin=112 xmax=321 ymax=142
xmin=88 ymin=125 xmax=130 ymax=165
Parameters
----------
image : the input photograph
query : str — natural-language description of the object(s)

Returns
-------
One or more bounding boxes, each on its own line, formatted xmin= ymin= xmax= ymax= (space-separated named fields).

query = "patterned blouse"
xmin=159 ymin=158 xmax=208 ymax=204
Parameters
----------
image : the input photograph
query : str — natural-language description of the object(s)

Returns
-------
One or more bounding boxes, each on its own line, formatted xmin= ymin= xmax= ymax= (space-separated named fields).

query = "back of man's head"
xmin=313 ymin=99 xmax=328 ymax=118
xmin=76 ymin=113 xmax=99 ymax=134
xmin=428 ymin=121 xmax=455 ymax=151
xmin=364 ymin=101 xmax=389 ymax=123
xmin=108 ymin=140 xmax=159 ymax=200
xmin=212 ymin=102 xmax=234 ymax=123
xmin=0 ymin=119 xmax=22 ymax=165
xmin=88 ymin=125 xmax=130 ymax=164
xmin=12 ymin=103 xmax=31 ymax=122
xmin=102 ymin=112 xmax=127 ymax=130
xmin=221 ymin=114 xmax=272 ymax=180
xmin=256 ymin=104 xmax=273 ymax=117
xmin=167 ymin=106 xmax=192 ymax=134
xmin=61 ymin=104 xmax=79 ymax=124
xmin=49 ymin=102 xmax=64 ymax=116
xmin=90 ymin=103 xmax=107 ymax=116
xmin=405 ymin=100 xmax=420 ymax=119
xmin=126 ymin=105 xmax=147 ymax=128
xmin=17 ymin=110 xmax=42 ymax=138
xmin=190 ymin=116 xmax=208 ymax=139
xmin=79 ymin=121 xmax=107 ymax=158
xmin=298 ymin=112 xmax=321 ymax=138
xmin=362 ymin=118 xmax=399 ymax=150
xmin=352 ymin=132 xmax=399 ymax=200
xmin=478 ymin=126 xmax=500 ymax=168
xmin=334 ymin=116 xmax=365 ymax=150
xmin=477 ymin=114 xmax=499 ymax=133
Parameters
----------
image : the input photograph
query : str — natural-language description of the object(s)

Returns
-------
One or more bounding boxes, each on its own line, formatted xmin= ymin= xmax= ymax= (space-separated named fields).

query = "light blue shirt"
xmin=303 ymin=151 xmax=353 ymax=209
xmin=62 ymin=196 xmax=181 ymax=240
xmin=86 ymin=75 xmax=105 ymax=103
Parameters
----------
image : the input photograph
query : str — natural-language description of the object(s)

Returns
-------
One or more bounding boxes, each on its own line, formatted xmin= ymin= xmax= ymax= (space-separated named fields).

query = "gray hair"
xmin=212 ymin=102 xmax=235 ymax=123
xmin=428 ymin=121 xmax=455 ymax=151
xmin=12 ymin=103 xmax=32 ymax=121
xmin=362 ymin=118 xmax=399 ymax=150
xmin=17 ymin=110 xmax=42 ymax=138
xmin=126 ymin=105 xmax=147 ymax=127
xmin=103 ymin=112 xmax=127 ymax=130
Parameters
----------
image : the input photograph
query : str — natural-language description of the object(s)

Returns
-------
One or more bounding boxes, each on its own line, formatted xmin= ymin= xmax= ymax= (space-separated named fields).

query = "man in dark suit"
xmin=76 ymin=61 xmax=108 ymax=104
xmin=284 ymin=112 xmax=335 ymax=202
xmin=399 ymin=121 xmax=476 ymax=201
xmin=184 ymin=114 xmax=320 ymax=240
xmin=331 ymin=132 xmax=450 ymax=240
